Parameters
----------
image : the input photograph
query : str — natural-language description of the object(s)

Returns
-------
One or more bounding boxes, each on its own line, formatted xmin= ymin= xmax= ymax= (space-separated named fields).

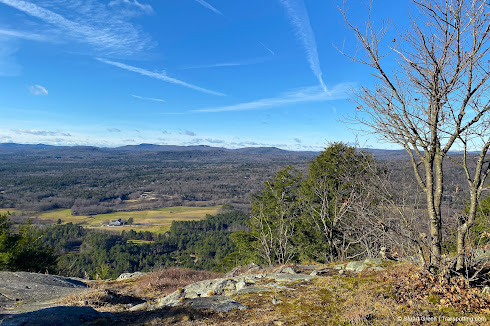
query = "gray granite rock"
xmin=276 ymin=267 xmax=297 ymax=274
xmin=345 ymin=261 xmax=368 ymax=272
xmin=158 ymin=271 xmax=315 ymax=308
xmin=179 ymin=296 xmax=247 ymax=312
xmin=128 ymin=302 xmax=154 ymax=312
xmin=0 ymin=272 xmax=88 ymax=314
xmin=0 ymin=306 xmax=109 ymax=326
xmin=116 ymin=272 xmax=145 ymax=281
xmin=333 ymin=264 xmax=345 ymax=270
xmin=310 ymin=269 xmax=330 ymax=276
xmin=269 ymin=273 xmax=315 ymax=282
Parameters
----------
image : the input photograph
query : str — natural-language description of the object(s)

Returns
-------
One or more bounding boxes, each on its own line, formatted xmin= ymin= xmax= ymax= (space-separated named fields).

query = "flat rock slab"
xmin=268 ymin=273 xmax=315 ymax=282
xmin=180 ymin=296 xmax=247 ymax=313
xmin=0 ymin=306 xmax=109 ymax=326
xmin=0 ymin=272 xmax=88 ymax=314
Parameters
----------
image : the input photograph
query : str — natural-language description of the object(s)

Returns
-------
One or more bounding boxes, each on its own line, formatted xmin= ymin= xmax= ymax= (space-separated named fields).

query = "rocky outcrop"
xmin=155 ymin=260 xmax=389 ymax=313
xmin=177 ymin=296 xmax=248 ymax=313
xmin=0 ymin=258 xmax=391 ymax=322
xmin=0 ymin=272 xmax=88 ymax=314
xmin=116 ymin=272 xmax=145 ymax=281
xmin=329 ymin=258 xmax=386 ymax=274
xmin=0 ymin=306 xmax=109 ymax=326
xmin=157 ymin=269 xmax=315 ymax=312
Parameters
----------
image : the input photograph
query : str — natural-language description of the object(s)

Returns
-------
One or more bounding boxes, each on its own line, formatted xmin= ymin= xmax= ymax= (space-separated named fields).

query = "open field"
xmin=29 ymin=206 xmax=222 ymax=234
xmin=0 ymin=209 xmax=22 ymax=215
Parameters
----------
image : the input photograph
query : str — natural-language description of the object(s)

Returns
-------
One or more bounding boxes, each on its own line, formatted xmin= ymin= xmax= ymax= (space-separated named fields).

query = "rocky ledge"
xmin=0 ymin=259 xmax=389 ymax=325
xmin=0 ymin=271 xmax=88 ymax=314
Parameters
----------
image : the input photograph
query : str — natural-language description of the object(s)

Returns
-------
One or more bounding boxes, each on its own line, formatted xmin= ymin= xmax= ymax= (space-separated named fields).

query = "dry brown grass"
xmin=130 ymin=267 xmax=223 ymax=299
xmin=60 ymin=264 xmax=490 ymax=325
xmin=58 ymin=267 xmax=222 ymax=314
xmin=214 ymin=271 xmax=400 ymax=326
xmin=57 ymin=287 xmax=145 ymax=312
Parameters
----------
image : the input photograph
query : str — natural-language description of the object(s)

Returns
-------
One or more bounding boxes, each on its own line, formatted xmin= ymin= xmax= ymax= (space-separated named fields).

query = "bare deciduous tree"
xmin=249 ymin=166 xmax=301 ymax=266
xmin=341 ymin=0 xmax=490 ymax=270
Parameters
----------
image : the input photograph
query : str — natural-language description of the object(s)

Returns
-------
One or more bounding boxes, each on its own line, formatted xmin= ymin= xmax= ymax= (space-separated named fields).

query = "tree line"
xmin=0 ymin=209 xmax=247 ymax=278
xmin=1 ymin=142 xmax=489 ymax=280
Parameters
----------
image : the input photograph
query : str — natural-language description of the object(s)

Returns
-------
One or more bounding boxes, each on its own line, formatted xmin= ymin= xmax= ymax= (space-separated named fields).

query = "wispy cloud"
xmin=194 ymin=0 xmax=223 ymax=16
xmin=180 ymin=57 xmax=269 ymax=70
xmin=13 ymin=129 xmax=70 ymax=136
xmin=97 ymin=58 xmax=225 ymax=96
xmin=184 ymin=130 xmax=196 ymax=136
xmin=205 ymin=138 xmax=225 ymax=144
xmin=259 ymin=42 xmax=275 ymax=56
xmin=28 ymin=84 xmax=48 ymax=96
xmin=194 ymin=84 xmax=351 ymax=113
xmin=132 ymin=94 xmax=166 ymax=102
xmin=279 ymin=0 xmax=326 ymax=92
xmin=0 ymin=39 xmax=21 ymax=76
xmin=108 ymin=0 xmax=154 ymax=15
xmin=107 ymin=128 xmax=121 ymax=133
xmin=0 ymin=28 xmax=47 ymax=41
xmin=0 ymin=0 xmax=152 ymax=55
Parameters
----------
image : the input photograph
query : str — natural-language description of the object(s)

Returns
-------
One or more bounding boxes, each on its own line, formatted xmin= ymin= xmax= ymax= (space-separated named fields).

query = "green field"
xmin=0 ymin=209 xmax=22 ymax=215
xmin=32 ymin=206 xmax=222 ymax=234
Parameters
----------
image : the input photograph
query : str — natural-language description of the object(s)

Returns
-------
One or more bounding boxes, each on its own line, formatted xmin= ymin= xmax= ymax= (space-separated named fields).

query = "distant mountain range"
xmin=0 ymin=142 xmax=315 ymax=155
xmin=0 ymin=142 xmax=411 ymax=160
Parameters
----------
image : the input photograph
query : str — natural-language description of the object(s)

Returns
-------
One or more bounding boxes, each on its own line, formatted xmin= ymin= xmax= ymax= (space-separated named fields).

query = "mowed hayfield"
xmin=31 ymin=206 xmax=222 ymax=234
xmin=0 ymin=209 xmax=21 ymax=215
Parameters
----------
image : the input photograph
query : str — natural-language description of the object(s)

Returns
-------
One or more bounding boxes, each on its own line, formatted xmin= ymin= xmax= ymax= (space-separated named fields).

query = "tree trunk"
xmin=425 ymin=153 xmax=443 ymax=268
xmin=456 ymin=192 xmax=477 ymax=271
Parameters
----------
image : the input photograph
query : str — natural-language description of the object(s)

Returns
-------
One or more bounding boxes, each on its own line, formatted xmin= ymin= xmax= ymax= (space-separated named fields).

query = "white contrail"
xmin=132 ymin=95 xmax=166 ymax=102
xmin=180 ymin=56 xmax=269 ymax=70
xmin=194 ymin=84 xmax=351 ymax=112
xmin=194 ymin=0 xmax=223 ymax=16
xmin=0 ymin=28 xmax=46 ymax=41
xmin=259 ymin=42 xmax=275 ymax=56
xmin=279 ymin=0 xmax=326 ymax=92
xmin=97 ymin=58 xmax=225 ymax=96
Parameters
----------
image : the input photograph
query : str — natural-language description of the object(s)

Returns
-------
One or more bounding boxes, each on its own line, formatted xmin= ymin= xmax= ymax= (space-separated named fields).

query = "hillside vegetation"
xmin=0 ymin=143 xmax=489 ymax=325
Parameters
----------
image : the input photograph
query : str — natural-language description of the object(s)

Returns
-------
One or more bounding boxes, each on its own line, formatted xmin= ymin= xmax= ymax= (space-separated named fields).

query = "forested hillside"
xmin=0 ymin=144 xmax=316 ymax=214
xmin=1 ymin=209 xmax=248 ymax=279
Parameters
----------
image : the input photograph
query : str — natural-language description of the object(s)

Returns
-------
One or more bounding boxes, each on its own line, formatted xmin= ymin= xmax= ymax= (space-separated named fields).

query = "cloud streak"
xmin=194 ymin=83 xmax=351 ymax=112
xmin=260 ymin=42 xmax=275 ymax=56
xmin=0 ymin=0 xmax=152 ymax=55
xmin=132 ymin=94 xmax=166 ymax=102
xmin=0 ymin=28 xmax=47 ymax=41
xmin=180 ymin=57 xmax=269 ymax=70
xmin=194 ymin=0 xmax=223 ymax=16
xmin=14 ymin=129 xmax=70 ymax=136
xmin=279 ymin=0 xmax=326 ymax=92
xmin=0 ymin=40 xmax=21 ymax=76
xmin=108 ymin=0 xmax=154 ymax=14
xmin=97 ymin=58 xmax=225 ymax=96
xmin=29 ymin=84 xmax=48 ymax=95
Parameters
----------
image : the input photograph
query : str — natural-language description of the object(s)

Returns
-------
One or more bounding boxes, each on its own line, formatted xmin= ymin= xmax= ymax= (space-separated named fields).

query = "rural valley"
xmin=2 ymin=0 xmax=490 ymax=324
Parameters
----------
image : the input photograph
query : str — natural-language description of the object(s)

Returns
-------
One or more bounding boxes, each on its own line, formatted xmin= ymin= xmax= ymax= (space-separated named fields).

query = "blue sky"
xmin=0 ymin=0 xmax=409 ymax=150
